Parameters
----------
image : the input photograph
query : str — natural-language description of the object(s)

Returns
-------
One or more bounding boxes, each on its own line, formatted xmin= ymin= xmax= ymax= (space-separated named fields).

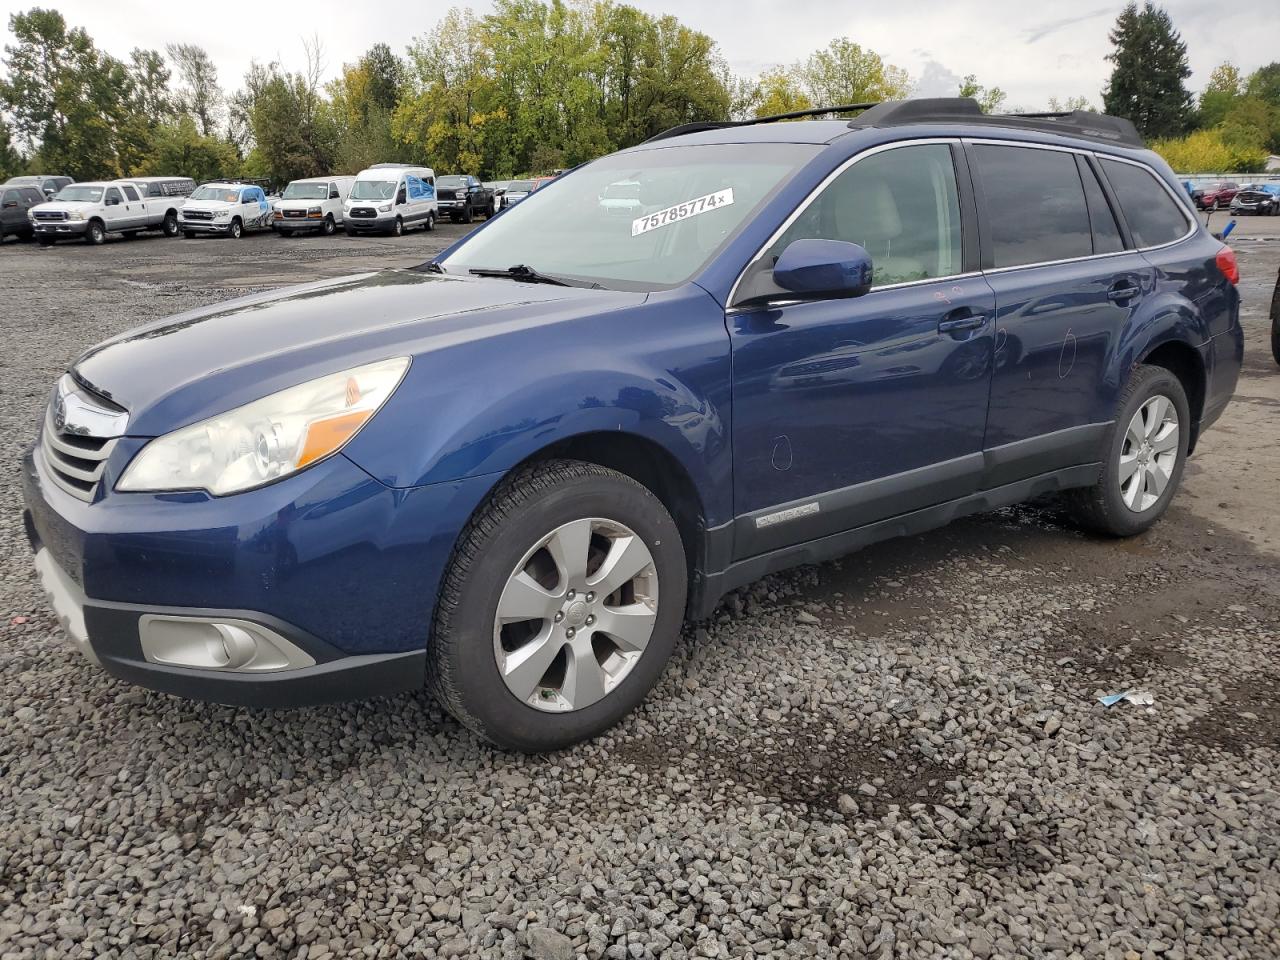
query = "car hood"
xmin=73 ymin=268 xmax=647 ymax=436
xmin=182 ymin=202 xmax=233 ymax=213
xmin=32 ymin=201 xmax=91 ymax=214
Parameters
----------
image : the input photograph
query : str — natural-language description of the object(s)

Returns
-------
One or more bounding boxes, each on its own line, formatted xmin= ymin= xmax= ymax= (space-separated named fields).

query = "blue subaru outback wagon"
xmin=23 ymin=99 xmax=1242 ymax=750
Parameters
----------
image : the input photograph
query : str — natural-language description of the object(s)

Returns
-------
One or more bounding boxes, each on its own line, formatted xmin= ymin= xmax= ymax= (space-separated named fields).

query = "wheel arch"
xmin=1136 ymin=338 xmax=1206 ymax=454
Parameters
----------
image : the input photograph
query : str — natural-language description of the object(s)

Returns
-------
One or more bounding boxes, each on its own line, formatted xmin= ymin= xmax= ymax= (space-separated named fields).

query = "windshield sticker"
xmin=632 ymin=188 xmax=734 ymax=237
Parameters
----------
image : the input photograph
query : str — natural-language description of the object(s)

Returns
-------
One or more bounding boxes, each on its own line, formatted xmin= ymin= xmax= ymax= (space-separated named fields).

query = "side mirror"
xmin=105 ymin=196 xmax=120 ymax=206
xmin=330 ymin=190 xmax=340 ymax=199
xmin=773 ymin=239 xmax=874 ymax=298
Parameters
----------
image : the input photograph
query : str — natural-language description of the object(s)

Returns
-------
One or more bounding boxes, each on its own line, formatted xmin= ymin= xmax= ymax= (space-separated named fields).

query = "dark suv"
xmin=23 ymin=99 xmax=1242 ymax=750
xmin=0 ymin=185 xmax=45 ymax=242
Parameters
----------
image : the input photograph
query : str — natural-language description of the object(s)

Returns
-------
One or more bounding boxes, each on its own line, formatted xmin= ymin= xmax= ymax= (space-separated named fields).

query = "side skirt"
xmin=689 ymin=462 xmax=1100 ymax=620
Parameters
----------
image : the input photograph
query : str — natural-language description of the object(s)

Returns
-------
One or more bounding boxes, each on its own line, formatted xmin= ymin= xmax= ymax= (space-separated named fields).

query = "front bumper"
xmin=179 ymin=220 xmax=232 ymax=234
xmin=22 ymin=441 xmax=499 ymax=707
xmin=33 ymin=221 xmax=88 ymax=237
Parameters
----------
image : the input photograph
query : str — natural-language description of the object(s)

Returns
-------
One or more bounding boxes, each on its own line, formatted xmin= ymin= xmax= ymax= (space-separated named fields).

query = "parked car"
xmin=22 ymin=98 xmax=1241 ymax=751
xmin=274 ymin=176 xmax=356 ymax=236
xmin=500 ymin=179 xmax=537 ymax=209
xmin=486 ymin=181 xmax=512 ymax=207
xmin=29 ymin=180 xmax=185 ymax=245
xmin=344 ymin=164 xmax=437 ymax=236
xmin=179 ymin=182 xmax=274 ymax=239
xmin=4 ymin=174 xmax=73 ymax=199
xmin=598 ymin=179 xmax=642 ymax=216
xmin=436 ymin=175 xmax=495 ymax=223
xmin=1194 ymin=180 xmax=1239 ymax=210
xmin=0 ymin=184 xmax=45 ymax=242
xmin=1229 ymin=183 xmax=1280 ymax=216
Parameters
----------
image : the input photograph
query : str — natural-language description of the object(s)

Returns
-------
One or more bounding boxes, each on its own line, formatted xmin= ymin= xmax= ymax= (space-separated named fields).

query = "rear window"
xmin=973 ymin=144 xmax=1092 ymax=268
xmin=1099 ymin=159 xmax=1191 ymax=249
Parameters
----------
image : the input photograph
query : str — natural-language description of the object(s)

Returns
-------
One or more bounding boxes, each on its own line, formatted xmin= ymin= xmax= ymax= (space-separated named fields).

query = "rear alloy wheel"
xmin=86 ymin=220 xmax=106 ymax=245
xmin=429 ymin=459 xmax=686 ymax=751
xmin=1065 ymin=365 xmax=1190 ymax=537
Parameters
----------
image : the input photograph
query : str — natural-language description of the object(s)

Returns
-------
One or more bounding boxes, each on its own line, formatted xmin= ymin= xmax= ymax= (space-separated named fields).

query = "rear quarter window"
xmin=1099 ymin=158 xmax=1191 ymax=249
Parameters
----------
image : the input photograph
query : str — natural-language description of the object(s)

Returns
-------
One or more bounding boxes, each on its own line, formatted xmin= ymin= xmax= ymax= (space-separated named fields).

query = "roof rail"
xmin=645 ymin=98 xmax=1143 ymax=148
xmin=643 ymin=103 xmax=878 ymax=143
xmin=849 ymin=98 xmax=1144 ymax=147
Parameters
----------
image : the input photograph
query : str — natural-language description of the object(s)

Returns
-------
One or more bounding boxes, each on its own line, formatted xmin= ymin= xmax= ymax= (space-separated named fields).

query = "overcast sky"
xmin=5 ymin=0 xmax=1275 ymax=110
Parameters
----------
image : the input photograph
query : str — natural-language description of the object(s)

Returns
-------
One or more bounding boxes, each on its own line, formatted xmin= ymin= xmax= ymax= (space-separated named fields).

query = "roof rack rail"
xmin=849 ymin=98 xmax=1144 ymax=147
xmin=643 ymin=103 xmax=878 ymax=143
xmin=645 ymin=98 xmax=1143 ymax=148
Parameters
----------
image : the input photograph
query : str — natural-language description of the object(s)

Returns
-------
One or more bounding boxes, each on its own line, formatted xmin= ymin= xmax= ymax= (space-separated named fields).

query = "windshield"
xmin=190 ymin=185 xmax=240 ymax=203
xmin=507 ymin=180 xmax=535 ymax=193
xmin=351 ymin=179 xmax=396 ymax=200
xmin=603 ymin=182 xmax=641 ymax=201
xmin=283 ymin=182 xmax=329 ymax=200
xmin=438 ymin=176 xmax=467 ymax=188
xmin=55 ymin=185 xmax=103 ymax=202
xmin=441 ymin=143 xmax=813 ymax=291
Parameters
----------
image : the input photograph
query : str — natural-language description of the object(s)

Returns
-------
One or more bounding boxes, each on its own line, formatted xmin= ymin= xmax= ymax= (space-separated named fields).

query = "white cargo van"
xmin=344 ymin=164 xmax=437 ymax=236
xmin=274 ymin=175 xmax=356 ymax=236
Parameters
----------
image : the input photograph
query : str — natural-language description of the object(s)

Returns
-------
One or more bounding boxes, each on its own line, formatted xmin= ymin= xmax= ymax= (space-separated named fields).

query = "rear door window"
xmin=1077 ymin=158 xmax=1125 ymax=255
xmin=972 ymin=144 xmax=1092 ymax=268
xmin=1098 ymin=158 xmax=1191 ymax=249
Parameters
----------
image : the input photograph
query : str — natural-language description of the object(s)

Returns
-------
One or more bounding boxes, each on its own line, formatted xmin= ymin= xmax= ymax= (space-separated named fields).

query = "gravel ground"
xmin=1 ymin=226 xmax=1279 ymax=960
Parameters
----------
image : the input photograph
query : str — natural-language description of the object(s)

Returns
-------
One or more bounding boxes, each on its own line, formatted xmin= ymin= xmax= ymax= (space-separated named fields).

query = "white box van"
xmin=274 ymin=176 xmax=356 ymax=236
xmin=344 ymin=165 xmax=437 ymax=236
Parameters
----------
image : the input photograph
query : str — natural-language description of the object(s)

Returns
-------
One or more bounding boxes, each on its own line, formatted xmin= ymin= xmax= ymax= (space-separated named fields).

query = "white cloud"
xmin=3 ymin=0 xmax=1275 ymax=112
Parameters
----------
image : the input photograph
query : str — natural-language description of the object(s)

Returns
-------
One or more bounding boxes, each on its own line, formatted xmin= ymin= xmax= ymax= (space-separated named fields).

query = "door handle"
xmin=1107 ymin=282 xmax=1141 ymax=302
xmin=938 ymin=314 xmax=988 ymax=334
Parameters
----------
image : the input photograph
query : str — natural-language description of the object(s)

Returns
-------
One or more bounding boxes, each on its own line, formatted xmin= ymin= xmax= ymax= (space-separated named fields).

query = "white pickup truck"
xmin=29 ymin=178 xmax=193 ymax=245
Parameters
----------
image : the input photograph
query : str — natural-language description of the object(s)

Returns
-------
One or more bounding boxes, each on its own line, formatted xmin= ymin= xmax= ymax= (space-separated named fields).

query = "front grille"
xmin=40 ymin=412 xmax=118 ymax=502
xmin=183 ymin=209 xmax=214 ymax=221
xmin=33 ymin=211 xmax=67 ymax=222
xmin=284 ymin=209 xmax=306 ymax=218
xmin=349 ymin=207 xmax=377 ymax=219
xmin=438 ymin=190 xmax=458 ymax=201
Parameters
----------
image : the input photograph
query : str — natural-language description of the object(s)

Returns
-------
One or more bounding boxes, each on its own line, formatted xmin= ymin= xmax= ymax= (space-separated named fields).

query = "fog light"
xmin=139 ymin=615 xmax=316 ymax=672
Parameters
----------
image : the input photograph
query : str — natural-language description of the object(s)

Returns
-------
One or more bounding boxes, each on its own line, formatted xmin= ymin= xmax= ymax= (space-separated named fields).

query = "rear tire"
xmin=428 ymin=459 xmax=687 ymax=752
xmin=1063 ymin=365 xmax=1190 ymax=537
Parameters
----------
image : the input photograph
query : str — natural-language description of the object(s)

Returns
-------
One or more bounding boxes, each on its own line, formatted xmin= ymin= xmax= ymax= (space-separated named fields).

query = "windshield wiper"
xmin=468 ymin=264 xmax=572 ymax=287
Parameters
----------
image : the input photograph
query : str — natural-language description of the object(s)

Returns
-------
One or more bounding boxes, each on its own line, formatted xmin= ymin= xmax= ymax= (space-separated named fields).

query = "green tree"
xmin=958 ymin=74 xmax=1006 ymax=113
xmin=796 ymin=38 xmax=912 ymax=106
xmin=752 ymin=67 xmax=812 ymax=118
xmin=0 ymin=116 xmax=23 ymax=179
xmin=1245 ymin=63 xmax=1280 ymax=106
xmin=1048 ymin=95 xmax=1094 ymax=112
xmin=138 ymin=116 xmax=239 ymax=181
xmin=244 ymin=60 xmax=337 ymax=185
xmin=167 ymin=43 xmax=222 ymax=137
xmin=1198 ymin=62 xmax=1243 ymax=129
xmin=1151 ymin=128 xmax=1265 ymax=173
xmin=1102 ymin=2 xmax=1193 ymax=140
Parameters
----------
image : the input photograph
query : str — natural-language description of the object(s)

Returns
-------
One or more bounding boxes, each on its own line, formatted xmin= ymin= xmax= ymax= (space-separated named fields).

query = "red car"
xmin=1193 ymin=181 xmax=1239 ymax=210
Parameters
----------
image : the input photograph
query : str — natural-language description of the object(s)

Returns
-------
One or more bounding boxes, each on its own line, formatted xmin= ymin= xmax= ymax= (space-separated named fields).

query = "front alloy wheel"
xmin=494 ymin=518 xmax=658 ymax=712
xmin=429 ymin=459 xmax=686 ymax=751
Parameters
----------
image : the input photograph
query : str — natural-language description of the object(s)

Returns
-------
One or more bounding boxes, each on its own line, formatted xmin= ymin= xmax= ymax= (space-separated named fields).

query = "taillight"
xmin=1215 ymin=246 xmax=1239 ymax=285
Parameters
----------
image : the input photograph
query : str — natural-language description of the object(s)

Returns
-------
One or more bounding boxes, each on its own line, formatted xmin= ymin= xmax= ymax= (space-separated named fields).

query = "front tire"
xmin=322 ymin=214 xmax=335 ymax=236
xmin=228 ymin=219 xmax=243 ymax=239
xmin=429 ymin=459 xmax=687 ymax=752
xmin=391 ymin=217 xmax=403 ymax=237
xmin=424 ymin=212 xmax=435 ymax=232
xmin=162 ymin=212 xmax=179 ymax=237
xmin=1064 ymin=365 xmax=1190 ymax=537
xmin=85 ymin=220 xmax=106 ymax=245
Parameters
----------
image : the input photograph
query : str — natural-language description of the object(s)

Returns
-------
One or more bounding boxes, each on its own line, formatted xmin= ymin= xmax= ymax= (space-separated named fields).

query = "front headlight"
xmin=118 ymin=358 xmax=410 ymax=496
xmin=67 ymin=210 xmax=85 ymax=221
xmin=214 ymin=209 xmax=230 ymax=220
xmin=378 ymin=203 xmax=392 ymax=213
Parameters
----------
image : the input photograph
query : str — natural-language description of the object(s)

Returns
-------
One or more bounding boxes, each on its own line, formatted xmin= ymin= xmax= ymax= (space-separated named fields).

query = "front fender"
xmin=343 ymin=285 xmax=735 ymax=527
